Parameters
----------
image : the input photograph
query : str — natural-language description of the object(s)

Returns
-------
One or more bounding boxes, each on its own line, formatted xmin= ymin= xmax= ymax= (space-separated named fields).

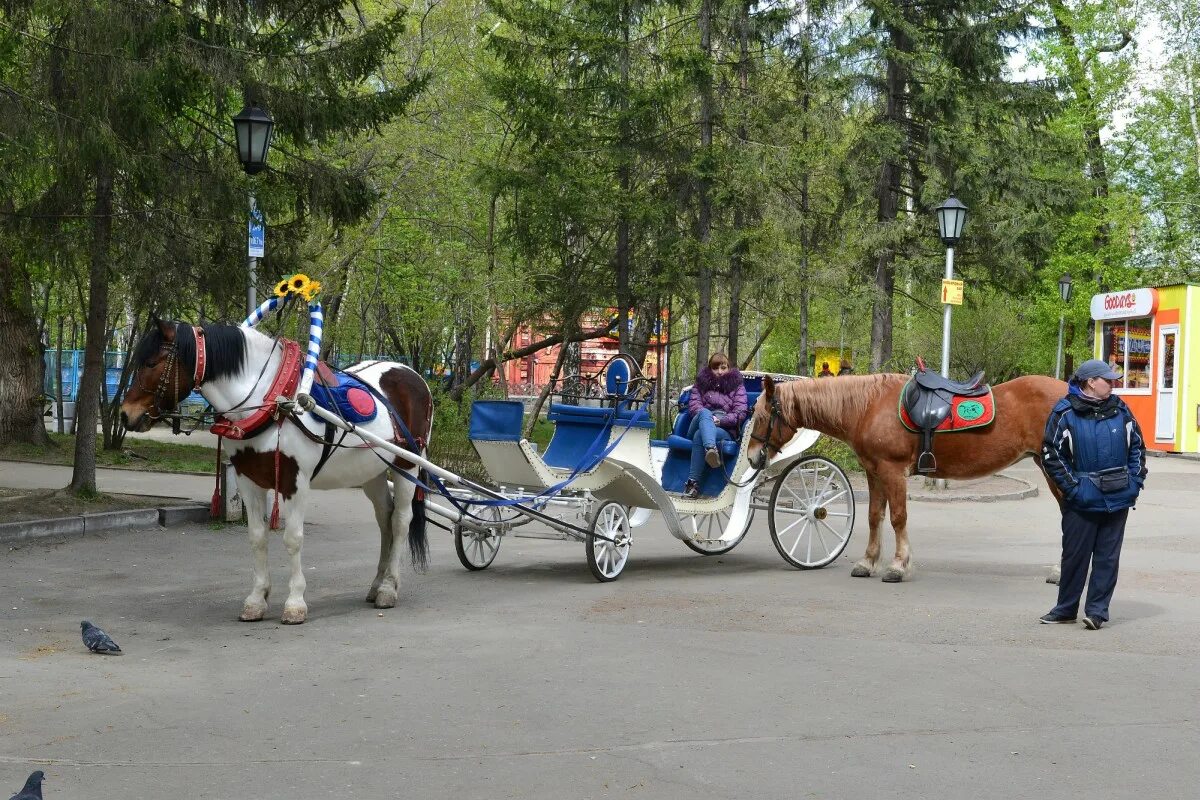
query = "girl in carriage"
xmin=684 ymin=352 xmax=748 ymax=498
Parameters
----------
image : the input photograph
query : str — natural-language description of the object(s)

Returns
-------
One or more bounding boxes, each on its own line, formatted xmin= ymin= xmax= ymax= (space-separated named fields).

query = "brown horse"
xmin=746 ymin=373 xmax=1066 ymax=581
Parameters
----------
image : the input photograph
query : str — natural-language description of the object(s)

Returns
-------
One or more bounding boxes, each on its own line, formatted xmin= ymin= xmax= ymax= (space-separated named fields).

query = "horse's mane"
xmin=132 ymin=322 xmax=247 ymax=382
xmin=779 ymin=374 xmax=893 ymax=430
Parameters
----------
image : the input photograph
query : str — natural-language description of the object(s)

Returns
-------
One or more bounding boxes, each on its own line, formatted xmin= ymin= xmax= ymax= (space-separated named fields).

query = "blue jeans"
xmin=687 ymin=408 xmax=732 ymax=481
xmin=1051 ymin=507 xmax=1128 ymax=622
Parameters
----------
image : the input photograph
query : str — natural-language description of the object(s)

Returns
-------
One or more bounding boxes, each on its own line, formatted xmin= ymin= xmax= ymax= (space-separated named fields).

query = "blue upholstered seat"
xmin=659 ymin=378 xmax=762 ymax=495
xmin=469 ymin=400 xmax=525 ymax=442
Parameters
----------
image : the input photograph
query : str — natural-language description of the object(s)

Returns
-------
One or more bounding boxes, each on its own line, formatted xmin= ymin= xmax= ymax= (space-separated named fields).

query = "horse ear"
xmin=763 ymin=374 xmax=775 ymax=398
xmin=156 ymin=318 xmax=176 ymax=340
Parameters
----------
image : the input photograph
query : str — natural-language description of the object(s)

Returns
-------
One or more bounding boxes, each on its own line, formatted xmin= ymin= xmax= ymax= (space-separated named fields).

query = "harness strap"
xmin=211 ymin=339 xmax=303 ymax=440
xmin=192 ymin=325 xmax=207 ymax=388
xmin=311 ymin=421 xmax=347 ymax=480
xmin=269 ymin=418 xmax=284 ymax=530
xmin=210 ymin=435 xmax=223 ymax=519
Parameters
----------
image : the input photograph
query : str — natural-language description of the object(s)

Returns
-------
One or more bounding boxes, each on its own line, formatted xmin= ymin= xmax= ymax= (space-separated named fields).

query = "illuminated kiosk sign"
xmin=1090 ymin=288 xmax=1158 ymax=321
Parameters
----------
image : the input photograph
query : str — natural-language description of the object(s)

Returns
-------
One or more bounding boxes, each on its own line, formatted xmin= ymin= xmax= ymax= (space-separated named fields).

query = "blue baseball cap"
xmin=1072 ymin=359 xmax=1121 ymax=382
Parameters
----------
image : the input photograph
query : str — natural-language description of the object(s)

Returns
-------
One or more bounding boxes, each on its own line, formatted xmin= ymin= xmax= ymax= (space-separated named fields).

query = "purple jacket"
xmin=688 ymin=367 xmax=748 ymax=431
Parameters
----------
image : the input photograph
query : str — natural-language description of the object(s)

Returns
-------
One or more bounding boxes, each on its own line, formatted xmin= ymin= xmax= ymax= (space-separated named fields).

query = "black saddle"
xmin=913 ymin=369 xmax=987 ymax=396
xmin=902 ymin=358 xmax=990 ymax=474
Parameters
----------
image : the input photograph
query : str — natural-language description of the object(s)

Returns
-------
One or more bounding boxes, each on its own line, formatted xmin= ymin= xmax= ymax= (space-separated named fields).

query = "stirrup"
xmin=916 ymin=451 xmax=937 ymax=474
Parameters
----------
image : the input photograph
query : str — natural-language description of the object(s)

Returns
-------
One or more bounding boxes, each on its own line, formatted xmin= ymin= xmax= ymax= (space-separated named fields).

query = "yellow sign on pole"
xmin=941 ymin=279 xmax=964 ymax=306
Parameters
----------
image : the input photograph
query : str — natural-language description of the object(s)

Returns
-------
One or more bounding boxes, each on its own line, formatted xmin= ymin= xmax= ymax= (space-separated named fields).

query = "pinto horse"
xmin=746 ymin=373 xmax=1065 ymax=582
xmin=121 ymin=320 xmax=431 ymax=624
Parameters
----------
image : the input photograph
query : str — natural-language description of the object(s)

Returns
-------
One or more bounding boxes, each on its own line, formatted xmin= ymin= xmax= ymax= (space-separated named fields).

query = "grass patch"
xmin=805 ymin=435 xmax=862 ymax=472
xmin=0 ymin=487 xmax=179 ymax=523
xmin=0 ymin=432 xmax=216 ymax=475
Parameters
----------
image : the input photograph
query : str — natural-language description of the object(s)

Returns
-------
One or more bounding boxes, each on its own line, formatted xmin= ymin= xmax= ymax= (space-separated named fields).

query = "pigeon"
xmin=9 ymin=770 xmax=44 ymax=800
xmin=80 ymin=621 xmax=121 ymax=655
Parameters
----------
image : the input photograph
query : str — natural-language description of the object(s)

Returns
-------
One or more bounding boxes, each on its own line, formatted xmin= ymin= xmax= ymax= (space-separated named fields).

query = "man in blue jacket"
xmin=1040 ymin=359 xmax=1147 ymax=629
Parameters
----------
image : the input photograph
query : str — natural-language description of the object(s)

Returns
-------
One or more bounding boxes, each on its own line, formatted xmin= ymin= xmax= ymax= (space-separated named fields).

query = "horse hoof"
xmin=239 ymin=606 xmax=265 ymax=622
xmin=281 ymin=605 xmax=307 ymax=624
xmin=881 ymin=568 xmax=906 ymax=583
xmin=374 ymin=590 xmax=397 ymax=609
xmin=850 ymin=564 xmax=874 ymax=578
xmin=365 ymin=588 xmax=379 ymax=603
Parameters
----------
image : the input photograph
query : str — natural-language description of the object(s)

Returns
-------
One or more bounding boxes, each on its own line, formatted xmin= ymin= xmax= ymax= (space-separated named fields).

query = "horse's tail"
xmin=408 ymin=467 xmax=429 ymax=572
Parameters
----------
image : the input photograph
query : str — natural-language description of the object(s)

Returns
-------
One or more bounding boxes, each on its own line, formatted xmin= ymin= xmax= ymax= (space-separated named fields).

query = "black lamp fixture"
xmin=935 ymin=196 xmax=969 ymax=246
xmin=232 ymin=102 xmax=275 ymax=175
xmin=1058 ymin=272 xmax=1073 ymax=302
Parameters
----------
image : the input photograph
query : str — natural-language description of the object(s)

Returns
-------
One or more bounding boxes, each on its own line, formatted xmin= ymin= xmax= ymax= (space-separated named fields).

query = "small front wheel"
xmin=585 ymin=500 xmax=631 ymax=582
xmin=768 ymin=456 xmax=855 ymax=569
xmin=454 ymin=506 xmax=503 ymax=571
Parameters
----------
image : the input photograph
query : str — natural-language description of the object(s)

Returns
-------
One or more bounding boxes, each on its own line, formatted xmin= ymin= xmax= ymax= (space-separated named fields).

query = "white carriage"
xmin=429 ymin=358 xmax=858 ymax=581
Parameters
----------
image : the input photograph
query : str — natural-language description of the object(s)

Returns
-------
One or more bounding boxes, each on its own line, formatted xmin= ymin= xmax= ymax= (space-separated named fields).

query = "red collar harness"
xmin=198 ymin=330 xmax=304 ymax=441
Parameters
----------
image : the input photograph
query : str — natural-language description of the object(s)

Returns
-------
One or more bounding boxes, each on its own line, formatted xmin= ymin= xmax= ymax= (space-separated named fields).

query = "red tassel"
xmin=269 ymin=495 xmax=280 ymax=530
xmin=210 ymin=436 xmax=223 ymax=519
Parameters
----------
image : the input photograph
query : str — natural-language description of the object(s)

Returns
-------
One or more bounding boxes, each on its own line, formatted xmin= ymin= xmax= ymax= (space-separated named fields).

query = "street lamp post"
xmin=1055 ymin=273 xmax=1074 ymax=380
xmin=935 ymin=196 xmax=968 ymax=378
xmin=232 ymin=103 xmax=275 ymax=314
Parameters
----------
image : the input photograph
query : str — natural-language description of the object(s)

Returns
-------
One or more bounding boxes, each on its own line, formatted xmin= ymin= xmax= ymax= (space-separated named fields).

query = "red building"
xmin=501 ymin=309 xmax=667 ymax=391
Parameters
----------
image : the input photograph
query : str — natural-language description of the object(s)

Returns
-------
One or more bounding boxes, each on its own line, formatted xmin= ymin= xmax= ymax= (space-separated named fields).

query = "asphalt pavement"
xmin=2 ymin=456 xmax=1199 ymax=799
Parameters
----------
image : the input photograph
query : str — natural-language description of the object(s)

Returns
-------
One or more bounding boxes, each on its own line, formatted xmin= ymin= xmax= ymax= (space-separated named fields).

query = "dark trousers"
xmin=1051 ymin=507 xmax=1129 ymax=622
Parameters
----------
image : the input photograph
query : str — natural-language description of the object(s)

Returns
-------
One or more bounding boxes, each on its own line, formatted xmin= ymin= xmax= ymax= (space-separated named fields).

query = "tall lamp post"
xmin=1055 ymin=273 xmax=1073 ymax=380
xmin=232 ymin=103 xmax=275 ymax=314
xmin=935 ymin=196 xmax=968 ymax=377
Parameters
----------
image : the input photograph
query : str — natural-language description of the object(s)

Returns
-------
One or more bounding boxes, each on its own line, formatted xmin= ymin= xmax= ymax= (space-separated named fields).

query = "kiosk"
xmin=1089 ymin=284 xmax=1198 ymax=453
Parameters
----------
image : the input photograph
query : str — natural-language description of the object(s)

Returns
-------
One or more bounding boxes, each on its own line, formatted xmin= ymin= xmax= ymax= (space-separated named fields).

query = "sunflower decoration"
xmin=272 ymin=273 xmax=322 ymax=302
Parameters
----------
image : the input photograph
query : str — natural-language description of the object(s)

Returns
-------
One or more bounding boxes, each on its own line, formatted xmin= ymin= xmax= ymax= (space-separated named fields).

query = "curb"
xmin=0 ymin=456 xmax=212 ymax=477
xmin=0 ymin=503 xmax=211 ymax=544
xmin=907 ymin=473 xmax=1039 ymax=503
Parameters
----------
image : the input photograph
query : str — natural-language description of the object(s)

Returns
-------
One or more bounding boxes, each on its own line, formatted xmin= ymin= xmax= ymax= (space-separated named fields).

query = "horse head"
xmin=120 ymin=319 xmax=196 ymax=432
xmin=746 ymin=375 xmax=798 ymax=470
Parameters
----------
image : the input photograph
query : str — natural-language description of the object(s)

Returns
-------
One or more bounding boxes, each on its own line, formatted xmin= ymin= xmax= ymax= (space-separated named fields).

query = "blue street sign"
xmin=248 ymin=205 xmax=265 ymax=258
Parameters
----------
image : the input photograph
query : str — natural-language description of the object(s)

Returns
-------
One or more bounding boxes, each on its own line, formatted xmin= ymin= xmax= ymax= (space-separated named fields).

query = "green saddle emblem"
xmin=956 ymin=400 xmax=985 ymax=422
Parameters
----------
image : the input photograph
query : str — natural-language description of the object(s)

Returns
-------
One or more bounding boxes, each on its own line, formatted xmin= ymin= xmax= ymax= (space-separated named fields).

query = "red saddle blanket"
xmin=899 ymin=388 xmax=996 ymax=433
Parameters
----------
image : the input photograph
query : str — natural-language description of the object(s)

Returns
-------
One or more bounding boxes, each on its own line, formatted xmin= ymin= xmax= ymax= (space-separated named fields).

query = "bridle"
xmin=749 ymin=394 xmax=786 ymax=467
xmin=134 ymin=325 xmax=207 ymax=425
xmin=137 ymin=339 xmax=183 ymax=424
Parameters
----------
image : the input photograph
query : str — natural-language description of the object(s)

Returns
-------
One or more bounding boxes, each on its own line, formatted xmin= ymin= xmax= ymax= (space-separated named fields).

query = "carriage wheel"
xmin=681 ymin=505 xmax=754 ymax=556
xmin=585 ymin=500 xmax=631 ymax=582
xmin=454 ymin=506 xmax=503 ymax=571
xmin=768 ymin=456 xmax=856 ymax=569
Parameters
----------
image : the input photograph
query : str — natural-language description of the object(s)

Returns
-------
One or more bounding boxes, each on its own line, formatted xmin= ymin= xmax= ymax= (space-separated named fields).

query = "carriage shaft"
xmin=293 ymin=393 xmax=601 ymax=541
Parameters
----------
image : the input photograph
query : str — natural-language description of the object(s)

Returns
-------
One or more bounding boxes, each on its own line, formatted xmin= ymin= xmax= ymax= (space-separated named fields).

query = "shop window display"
xmin=1101 ymin=318 xmax=1152 ymax=389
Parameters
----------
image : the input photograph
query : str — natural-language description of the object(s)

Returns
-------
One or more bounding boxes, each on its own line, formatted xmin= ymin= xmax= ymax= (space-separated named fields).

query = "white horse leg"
xmin=279 ymin=491 xmax=309 ymax=624
xmin=362 ymin=472 xmax=394 ymax=603
xmin=239 ymin=481 xmax=271 ymax=622
xmin=375 ymin=469 xmax=416 ymax=609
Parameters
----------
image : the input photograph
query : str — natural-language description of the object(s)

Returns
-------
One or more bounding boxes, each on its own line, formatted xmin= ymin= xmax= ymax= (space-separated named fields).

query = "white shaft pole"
xmin=941 ymin=246 xmax=954 ymax=378
xmin=1055 ymin=314 xmax=1065 ymax=380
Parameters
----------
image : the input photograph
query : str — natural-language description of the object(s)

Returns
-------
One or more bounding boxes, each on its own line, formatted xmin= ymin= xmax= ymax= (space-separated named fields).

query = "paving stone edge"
xmin=0 ymin=503 xmax=211 ymax=543
xmin=907 ymin=473 xmax=1038 ymax=503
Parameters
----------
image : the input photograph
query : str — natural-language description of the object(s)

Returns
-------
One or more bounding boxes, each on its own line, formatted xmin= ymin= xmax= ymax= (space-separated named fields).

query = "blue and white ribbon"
xmin=298 ymin=302 xmax=323 ymax=397
xmin=241 ymin=297 xmax=281 ymax=329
